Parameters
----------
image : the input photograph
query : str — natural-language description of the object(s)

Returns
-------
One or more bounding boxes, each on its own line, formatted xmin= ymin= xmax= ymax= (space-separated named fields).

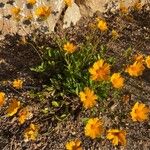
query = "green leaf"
xmin=48 ymin=49 xmax=52 ymax=57
xmin=124 ymin=47 xmax=132 ymax=57
xmin=82 ymin=118 xmax=89 ymax=125
xmin=52 ymin=101 xmax=60 ymax=107
xmin=100 ymin=45 xmax=107 ymax=55
xmin=60 ymin=114 xmax=67 ymax=118
xmin=41 ymin=108 xmax=49 ymax=114
xmin=30 ymin=62 xmax=46 ymax=72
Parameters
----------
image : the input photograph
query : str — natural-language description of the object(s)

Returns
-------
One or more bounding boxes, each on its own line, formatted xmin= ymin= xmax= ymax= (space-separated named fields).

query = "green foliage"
xmin=31 ymin=37 xmax=112 ymax=102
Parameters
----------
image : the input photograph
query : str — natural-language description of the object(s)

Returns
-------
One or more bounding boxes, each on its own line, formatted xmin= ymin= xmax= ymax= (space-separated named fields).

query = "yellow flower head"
xmin=89 ymin=59 xmax=110 ymax=81
xmin=27 ymin=0 xmax=36 ymax=5
xmin=111 ymin=73 xmax=124 ymax=89
xmin=125 ymin=61 xmax=145 ymax=77
xmin=130 ymin=102 xmax=149 ymax=122
xmin=145 ymin=56 xmax=150 ymax=68
xmin=107 ymin=129 xmax=126 ymax=146
xmin=79 ymin=87 xmax=97 ymax=109
xmin=0 ymin=92 xmax=5 ymax=107
xmin=12 ymin=79 xmax=23 ymax=89
xmin=18 ymin=107 xmax=31 ymax=124
xmin=64 ymin=0 xmax=73 ymax=7
xmin=119 ymin=1 xmax=128 ymax=14
xmin=11 ymin=6 xmax=21 ymax=16
xmin=63 ymin=42 xmax=77 ymax=54
xmin=6 ymin=99 xmax=20 ymax=117
xmin=24 ymin=14 xmax=33 ymax=21
xmin=132 ymin=0 xmax=142 ymax=10
xmin=24 ymin=123 xmax=39 ymax=141
xmin=97 ymin=20 xmax=108 ymax=32
xmin=111 ymin=29 xmax=119 ymax=38
xmin=11 ymin=6 xmax=21 ymax=21
xmin=133 ymin=53 xmax=144 ymax=62
xmin=66 ymin=139 xmax=82 ymax=150
xmin=84 ymin=118 xmax=103 ymax=139
xmin=35 ymin=5 xmax=51 ymax=20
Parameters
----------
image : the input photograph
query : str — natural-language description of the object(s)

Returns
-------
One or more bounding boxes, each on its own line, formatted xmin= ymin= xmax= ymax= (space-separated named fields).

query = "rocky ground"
xmin=0 ymin=1 xmax=150 ymax=150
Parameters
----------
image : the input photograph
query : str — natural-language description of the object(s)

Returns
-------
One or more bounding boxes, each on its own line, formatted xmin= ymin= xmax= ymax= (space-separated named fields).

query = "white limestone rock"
xmin=63 ymin=2 xmax=81 ymax=28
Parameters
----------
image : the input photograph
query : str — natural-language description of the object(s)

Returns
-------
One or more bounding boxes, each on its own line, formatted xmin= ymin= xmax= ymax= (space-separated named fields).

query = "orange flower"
xmin=12 ymin=79 xmax=23 ymax=89
xmin=107 ymin=129 xmax=126 ymax=146
xmin=97 ymin=20 xmax=108 ymax=32
xmin=119 ymin=1 xmax=128 ymax=14
xmin=63 ymin=42 xmax=77 ymax=54
xmin=133 ymin=53 xmax=144 ymax=62
xmin=79 ymin=87 xmax=97 ymax=109
xmin=132 ymin=0 xmax=142 ymax=10
xmin=130 ymin=102 xmax=149 ymax=122
xmin=125 ymin=61 xmax=145 ymax=77
xmin=145 ymin=56 xmax=150 ymax=68
xmin=111 ymin=73 xmax=124 ymax=89
xmin=35 ymin=5 xmax=51 ymax=20
xmin=11 ymin=6 xmax=21 ymax=16
xmin=0 ymin=92 xmax=5 ymax=106
xmin=64 ymin=0 xmax=73 ymax=7
xmin=18 ymin=107 xmax=31 ymax=124
xmin=66 ymin=139 xmax=82 ymax=150
xmin=11 ymin=6 xmax=21 ymax=21
xmin=0 ymin=92 xmax=5 ymax=107
xmin=89 ymin=59 xmax=110 ymax=81
xmin=84 ymin=118 xmax=103 ymax=139
xmin=24 ymin=123 xmax=39 ymax=141
xmin=6 ymin=99 xmax=20 ymax=117
xmin=27 ymin=0 xmax=36 ymax=5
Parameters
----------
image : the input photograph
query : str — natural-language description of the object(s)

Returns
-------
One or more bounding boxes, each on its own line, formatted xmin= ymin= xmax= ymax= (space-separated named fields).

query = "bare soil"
xmin=0 ymin=4 xmax=150 ymax=150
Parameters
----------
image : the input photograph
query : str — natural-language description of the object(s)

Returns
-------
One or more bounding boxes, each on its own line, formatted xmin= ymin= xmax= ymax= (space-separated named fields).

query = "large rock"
xmin=0 ymin=0 xmax=65 ymax=38
xmin=63 ymin=2 xmax=81 ymax=28
xmin=0 ymin=0 xmax=148 ymax=38
xmin=75 ymin=0 xmax=148 ymax=16
xmin=75 ymin=0 xmax=109 ymax=16
xmin=46 ymin=0 xmax=65 ymax=31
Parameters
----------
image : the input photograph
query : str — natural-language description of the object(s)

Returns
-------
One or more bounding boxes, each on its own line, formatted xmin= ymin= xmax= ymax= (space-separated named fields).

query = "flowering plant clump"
xmin=31 ymin=36 xmax=112 ymax=99
xmin=110 ymin=73 xmax=124 ymax=89
xmin=12 ymin=79 xmax=23 ymax=89
xmin=66 ymin=139 xmax=82 ymax=150
xmin=0 ymin=92 xmax=5 ymax=107
xmin=79 ymin=87 xmax=97 ymax=109
xmin=106 ymin=129 xmax=126 ymax=146
xmin=84 ymin=118 xmax=103 ymax=139
xmin=24 ymin=123 xmax=39 ymax=141
xmin=130 ymin=102 xmax=149 ymax=122
xmin=6 ymin=99 xmax=21 ymax=117
xmin=89 ymin=59 xmax=110 ymax=81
